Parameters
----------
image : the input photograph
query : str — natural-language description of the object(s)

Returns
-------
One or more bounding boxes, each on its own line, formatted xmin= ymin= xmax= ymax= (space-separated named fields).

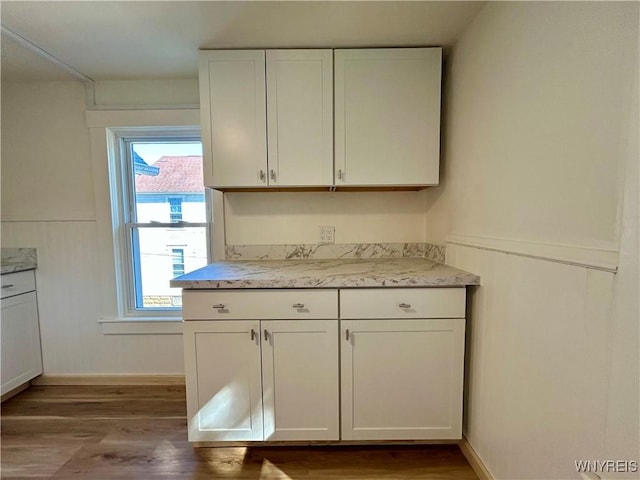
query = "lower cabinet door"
xmin=1 ymin=292 xmax=43 ymax=395
xmin=183 ymin=321 xmax=263 ymax=441
xmin=261 ymin=320 xmax=339 ymax=440
xmin=341 ymin=318 xmax=465 ymax=440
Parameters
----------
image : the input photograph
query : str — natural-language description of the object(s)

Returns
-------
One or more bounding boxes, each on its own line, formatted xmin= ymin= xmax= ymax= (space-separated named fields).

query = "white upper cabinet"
xmin=200 ymin=49 xmax=333 ymax=188
xmin=266 ymin=50 xmax=333 ymax=187
xmin=334 ymin=48 xmax=442 ymax=187
xmin=200 ymin=50 xmax=267 ymax=188
xmin=200 ymin=47 xmax=442 ymax=189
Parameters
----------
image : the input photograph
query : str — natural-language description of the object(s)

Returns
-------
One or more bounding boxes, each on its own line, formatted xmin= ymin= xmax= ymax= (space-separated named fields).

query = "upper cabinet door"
xmin=266 ymin=50 xmax=333 ymax=187
xmin=200 ymin=50 xmax=267 ymax=188
xmin=335 ymin=48 xmax=442 ymax=187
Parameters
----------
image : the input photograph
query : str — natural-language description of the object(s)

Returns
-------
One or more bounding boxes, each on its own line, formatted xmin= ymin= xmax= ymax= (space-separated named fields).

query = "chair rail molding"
xmin=446 ymin=234 xmax=618 ymax=273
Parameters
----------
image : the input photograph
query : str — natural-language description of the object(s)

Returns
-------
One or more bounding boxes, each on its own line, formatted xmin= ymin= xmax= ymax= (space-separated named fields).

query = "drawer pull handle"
xmin=345 ymin=329 xmax=350 ymax=341
xmin=264 ymin=329 xmax=269 ymax=341
xmin=292 ymin=303 xmax=305 ymax=309
xmin=399 ymin=303 xmax=412 ymax=309
xmin=212 ymin=304 xmax=225 ymax=309
xmin=250 ymin=329 xmax=256 ymax=341
xmin=2 ymin=284 xmax=15 ymax=289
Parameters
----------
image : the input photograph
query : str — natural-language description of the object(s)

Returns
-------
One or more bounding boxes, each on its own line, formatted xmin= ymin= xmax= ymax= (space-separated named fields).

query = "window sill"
xmin=99 ymin=317 xmax=183 ymax=335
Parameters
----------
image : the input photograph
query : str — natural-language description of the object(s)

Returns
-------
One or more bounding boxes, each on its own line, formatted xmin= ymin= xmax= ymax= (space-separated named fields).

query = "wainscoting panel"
xmin=1 ymin=221 xmax=184 ymax=375
xmin=447 ymin=243 xmax=615 ymax=480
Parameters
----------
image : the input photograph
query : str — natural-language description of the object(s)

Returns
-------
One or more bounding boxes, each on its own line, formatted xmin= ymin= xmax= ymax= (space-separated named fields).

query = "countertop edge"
xmin=1 ymin=265 xmax=37 ymax=275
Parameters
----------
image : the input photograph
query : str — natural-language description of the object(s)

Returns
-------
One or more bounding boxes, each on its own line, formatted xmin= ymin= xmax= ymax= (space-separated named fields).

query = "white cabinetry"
xmin=199 ymin=50 xmax=266 ymax=188
xmin=181 ymin=286 xmax=465 ymax=443
xmin=183 ymin=320 xmax=263 ymax=441
xmin=1 ymin=270 xmax=43 ymax=395
xmin=182 ymin=289 xmax=339 ymax=442
xmin=334 ymin=48 xmax=442 ymax=187
xmin=200 ymin=49 xmax=333 ymax=188
xmin=200 ymin=47 xmax=442 ymax=190
xmin=261 ymin=319 xmax=338 ymax=441
xmin=339 ymin=289 xmax=465 ymax=440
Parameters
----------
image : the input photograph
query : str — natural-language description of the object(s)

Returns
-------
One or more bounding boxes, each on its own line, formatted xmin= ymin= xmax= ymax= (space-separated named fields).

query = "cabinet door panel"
xmin=266 ymin=50 xmax=333 ymax=186
xmin=200 ymin=50 xmax=267 ymax=188
xmin=335 ymin=48 xmax=441 ymax=186
xmin=262 ymin=320 xmax=339 ymax=440
xmin=183 ymin=321 xmax=263 ymax=441
xmin=341 ymin=318 xmax=464 ymax=440
xmin=1 ymin=292 xmax=42 ymax=395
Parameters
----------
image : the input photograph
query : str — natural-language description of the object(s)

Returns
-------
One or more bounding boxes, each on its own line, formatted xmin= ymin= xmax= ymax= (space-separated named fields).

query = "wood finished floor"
xmin=1 ymin=385 xmax=478 ymax=479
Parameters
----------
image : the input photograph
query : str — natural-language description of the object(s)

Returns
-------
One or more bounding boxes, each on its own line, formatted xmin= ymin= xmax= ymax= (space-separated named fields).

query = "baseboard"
xmin=31 ymin=374 xmax=185 ymax=386
xmin=194 ymin=439 xmax=460 ymax=448
xmin=1 ymin=381 xmax=32 ymax=402
xmin=458 ymin=437 xmax=494 ymax=480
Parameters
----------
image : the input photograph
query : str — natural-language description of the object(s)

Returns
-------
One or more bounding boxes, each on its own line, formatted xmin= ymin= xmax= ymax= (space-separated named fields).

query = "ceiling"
xmin=0 ymin=1 xmax=484 ymax=82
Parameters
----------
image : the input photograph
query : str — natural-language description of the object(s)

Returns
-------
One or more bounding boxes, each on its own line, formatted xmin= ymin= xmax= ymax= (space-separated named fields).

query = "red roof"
xmin=135 ymin=156 xmax=203 ymax=193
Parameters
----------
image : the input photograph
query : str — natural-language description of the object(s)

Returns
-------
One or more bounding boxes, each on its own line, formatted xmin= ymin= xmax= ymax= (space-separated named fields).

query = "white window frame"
xmin=87 ymin=109 xmax=225 ymax=335
xmin=110 ymin=128 xmax=211 ymax=317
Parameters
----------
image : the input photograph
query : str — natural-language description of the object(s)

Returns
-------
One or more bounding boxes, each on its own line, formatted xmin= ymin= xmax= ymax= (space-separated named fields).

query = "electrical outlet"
xmin=318 ymin=226 xmax=335 ymax=245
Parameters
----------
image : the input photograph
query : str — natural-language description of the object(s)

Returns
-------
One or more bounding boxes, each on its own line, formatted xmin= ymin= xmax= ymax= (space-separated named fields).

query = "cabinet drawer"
xmin=1 ymin=271 xmax=36 ymax=299
xmin=340 ymin=288 xmax=465 ymax=319
xmin=183 ymin=289 xmax=338 ymax=320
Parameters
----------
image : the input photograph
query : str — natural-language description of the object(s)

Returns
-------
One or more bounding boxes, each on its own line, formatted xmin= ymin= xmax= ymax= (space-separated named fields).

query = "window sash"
xmin=113 ymin=132 xmax=211 ymax=318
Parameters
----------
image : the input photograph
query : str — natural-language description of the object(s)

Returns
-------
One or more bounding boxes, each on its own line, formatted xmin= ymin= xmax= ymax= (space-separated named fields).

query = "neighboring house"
xmin=134 ymin=155 xmax=207 ymax=307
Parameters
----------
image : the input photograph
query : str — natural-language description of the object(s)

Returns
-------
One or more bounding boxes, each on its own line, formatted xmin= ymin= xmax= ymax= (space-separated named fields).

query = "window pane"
xmin=133 ymin=226 xmax=208 ymax=309
xmin=132 ymin=143 xmax=206 ymax=223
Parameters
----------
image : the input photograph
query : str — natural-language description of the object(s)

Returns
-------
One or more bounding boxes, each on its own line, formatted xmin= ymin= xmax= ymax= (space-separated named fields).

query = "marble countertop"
xmin=170 ymin=258 xmax=480 ymax=289
xmin=1 ymin=248 xmax=37 ymax=275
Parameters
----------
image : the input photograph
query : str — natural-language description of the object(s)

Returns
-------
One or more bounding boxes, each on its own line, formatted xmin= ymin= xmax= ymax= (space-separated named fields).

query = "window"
xmin=168 ymin=198 xmax=183 ymax=223
xmin=171 ymin=248 xmax=185 ymax=277
xmin=109 ymin=129 xmax=210 ymax=317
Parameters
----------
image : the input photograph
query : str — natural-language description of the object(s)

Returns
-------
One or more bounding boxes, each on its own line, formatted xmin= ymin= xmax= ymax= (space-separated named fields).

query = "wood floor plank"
xmin=1 ymin=385 xmax=478 ymax=480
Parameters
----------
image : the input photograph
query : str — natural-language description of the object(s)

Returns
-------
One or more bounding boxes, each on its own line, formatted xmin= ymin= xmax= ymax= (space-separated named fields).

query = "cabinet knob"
xmin=399 ymin=303 xmax=411 ymax=309
xmin=270 ymin=169 xmax=277 ymax=182
xmin=212 ymin=304 xmax=225 ymax=310
xmin=259 ymin=170 xmax=266 ymax=182
xmin=2 ymin=284 xmax=15 ymax=289
xmin=345 ymin=329 xmax=350 ymax=341
xmin=250 ymin=329 xmax=256 ymax=341
xmin=337 ymin=169 xmax=343 ymax=181
xmin=292 ymin=303 xmax=305 ymax=309
xmin=264 ymin=329 xmax=270 ymax=341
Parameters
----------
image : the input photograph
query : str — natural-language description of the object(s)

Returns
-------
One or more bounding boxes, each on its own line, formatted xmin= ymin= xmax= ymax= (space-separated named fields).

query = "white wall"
xmin=1 ymin=82 xmax=95 ymax=221
xmin=92 ymin=78 xmax=199 ymax=107
xmin=1 ymin=81 xmax=184 ymax=374
xmin=224 ymin=191 xmax=427 ymax=245
xmin=426 ymin=1 xmax=637 ymax=251
xmin=430 ymin=2 xmax=639 ymax=479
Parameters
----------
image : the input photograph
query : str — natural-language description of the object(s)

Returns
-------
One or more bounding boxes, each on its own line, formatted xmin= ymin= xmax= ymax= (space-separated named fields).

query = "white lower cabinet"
xmin=182 ymin=289 xmax=340 ymax=442
xmin=183 ymin=320 xmax=264 ymax=441
xmin=1 ymin=270 xmax=43 ymax=396
xmin=182 ymin=287 xmax=466 ymax=443
xmin=261 ymin=320 xmax=339 ymax=440
xmin=340 ymin=318 xmax=465 ymax=440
